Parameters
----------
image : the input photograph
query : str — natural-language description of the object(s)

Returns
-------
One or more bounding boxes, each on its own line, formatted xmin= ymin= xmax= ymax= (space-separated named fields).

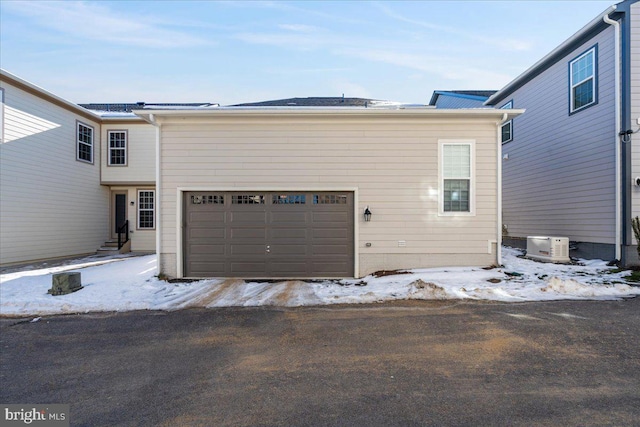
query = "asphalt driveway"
xmin=1 ymin=298 xmax=639 ymax=426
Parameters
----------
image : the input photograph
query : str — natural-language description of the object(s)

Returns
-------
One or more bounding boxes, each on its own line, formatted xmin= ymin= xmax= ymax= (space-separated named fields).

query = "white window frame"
xmin=438 ymin=140 xmax=475 ymax=216
xmin=107 ymin=130 xmax=128 ymax=166
xmin=569 ymin=46 xmax=597 ymax=114
xmin=500 ymin=100 xmax=513 ymax=144
xmin=76 ymin=121 xmax=94 ymax=164
xmin=137 ymin=190 xmax=155 ymax=230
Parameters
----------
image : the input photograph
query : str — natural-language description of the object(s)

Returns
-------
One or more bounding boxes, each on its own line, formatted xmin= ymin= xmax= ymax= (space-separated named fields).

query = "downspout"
xmin=496 ymin=112 xmax=509 ymax=265
xmin=603 ymin=11 xmax=621 ymax=261
xmin=149 ymin=113 xmax=162 ymax=273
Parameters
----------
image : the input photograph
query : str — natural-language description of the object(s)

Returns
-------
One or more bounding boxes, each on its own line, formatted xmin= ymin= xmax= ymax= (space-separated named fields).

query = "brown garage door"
xmin=184 ymin=192 xmax=354 ymax=278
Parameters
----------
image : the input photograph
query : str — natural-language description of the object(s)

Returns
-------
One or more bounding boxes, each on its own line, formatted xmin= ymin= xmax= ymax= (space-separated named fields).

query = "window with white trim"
xmin=569 ymin=46 xmax=597 ymax=113
xmin=138 ymin=190 xmax=155 ymax=229
xmin=108 ymin=130 xmax=127 ymax=166
xmin=77 ymin=122 xmax=94 ymax=163
xmin=440 ymin=142 xmax=474 ymax=214
xmin=500 ymin=100 xmax=513 ymax=144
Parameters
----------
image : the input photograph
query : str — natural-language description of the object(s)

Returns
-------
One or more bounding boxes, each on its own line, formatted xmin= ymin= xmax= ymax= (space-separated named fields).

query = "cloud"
xmin=374 ymin=2 xmax=532 ymax=52
xmin=278 ymin=24 xmax=319 ymax=33
xmin=3 ymin=1 xmax=210 ymax=48
xmin=337 ymin=47 xmax=513 ymax=88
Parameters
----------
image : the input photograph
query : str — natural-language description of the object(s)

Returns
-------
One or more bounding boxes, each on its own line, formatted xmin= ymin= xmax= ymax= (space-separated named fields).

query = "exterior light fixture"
xmin=364 ymin=206 xmax=372 ymax=222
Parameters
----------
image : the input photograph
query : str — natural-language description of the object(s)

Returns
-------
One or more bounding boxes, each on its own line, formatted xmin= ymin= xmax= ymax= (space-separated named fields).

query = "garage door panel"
xmin=184 ymin=191 xmax=353 ymax=277
xmin=313 ymin=244 xmax=349 ymax=255
xmin=312 ymin=212 xmax=350 ymax=224
xmin=312 ymin=228 xmax=349 ymax=239
xmin=269 ymin=228 xmax=308 ymax=239
xmin=230 ymin=227 xmax=266 ymax=239
xmin=230 ymin=244 xmax=267 ymax=255
xmin=190 ymin=265 xmax=226 ymax=277
xmin=269 ymin=262 xmax=308 ymax=275
xmin=188 ymin=228 xmax=225 ymax=239
xmin=190 ymin=211 xmax=225 ymax=223
xmin=312 ymin=261 xmax=351 ymax=275
xmin=270 ymin=211 xmax=308 ymax=224
xmin=230 ymin=262 xmax=267 ymax=275
xmin=189 ymin=244 xmax=226 ymax=256
xmin=230 ymin=211 xmax=267 ymax=223
xmin=270 ymin=244 xmax=307 ymax=256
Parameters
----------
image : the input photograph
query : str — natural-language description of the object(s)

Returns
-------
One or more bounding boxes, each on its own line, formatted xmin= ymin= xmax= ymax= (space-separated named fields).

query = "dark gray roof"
xmin=79 ymin=102 xmax=216 ymax=112
xmin=230 ymin=97 xmax=382 ymax=107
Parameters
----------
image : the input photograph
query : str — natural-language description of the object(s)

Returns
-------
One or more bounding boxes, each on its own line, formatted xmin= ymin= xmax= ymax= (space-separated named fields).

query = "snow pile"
xmin=1 ymin=248 xmax=639 ymax=317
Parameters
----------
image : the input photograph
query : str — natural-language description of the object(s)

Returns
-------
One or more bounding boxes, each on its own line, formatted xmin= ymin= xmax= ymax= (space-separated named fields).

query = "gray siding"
xmin=501 ymin=26 xmax=617 ymax=245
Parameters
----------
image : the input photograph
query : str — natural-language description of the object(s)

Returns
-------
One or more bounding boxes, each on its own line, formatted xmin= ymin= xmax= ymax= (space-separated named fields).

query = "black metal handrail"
xmin=117 ymin=220 xmax=129 ymax=249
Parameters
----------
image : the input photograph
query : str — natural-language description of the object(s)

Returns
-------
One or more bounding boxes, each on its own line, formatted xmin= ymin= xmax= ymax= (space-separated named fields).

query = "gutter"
xmin=497 ymin=112 xmax=509 ymax=265
xmin=603 ymin=10 xmax=622 ymax=262
xmin=149 ymin=113 xmax=162 ymax=274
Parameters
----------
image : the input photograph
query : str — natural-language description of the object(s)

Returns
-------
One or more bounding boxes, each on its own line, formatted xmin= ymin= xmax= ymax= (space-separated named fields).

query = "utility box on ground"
xmin=526 ymin=236 xmax=570 ymax=263
xmin=49 ymin=272 xmax=83 ymax=296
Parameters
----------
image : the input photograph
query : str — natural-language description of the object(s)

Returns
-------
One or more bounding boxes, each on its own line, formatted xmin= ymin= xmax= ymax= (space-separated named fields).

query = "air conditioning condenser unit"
xmin=526 ymin=236 xmax=570 ymax=263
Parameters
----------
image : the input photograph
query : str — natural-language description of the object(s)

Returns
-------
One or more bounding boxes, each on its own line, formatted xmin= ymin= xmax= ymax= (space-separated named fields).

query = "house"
xmin=134 ymin=106 xmax=522 ymax=279
xmin=429 ymin=91 xmax=497 ymax=109
xmin=484 ymin=0 xmax=639 ymax=265
xmin=1 ymin=69 xmax=523 ymax=276
xmin=0 ymin=70 xmax=163 ymax=265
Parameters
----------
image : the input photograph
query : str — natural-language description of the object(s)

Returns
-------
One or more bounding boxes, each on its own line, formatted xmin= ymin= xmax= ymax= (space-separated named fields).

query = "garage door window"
xmin=314 ymin=194 xmax=348 ymax=204
xmin=273 ymin=194 xmax=306 ymax=204
xmin=191 ymin=194 xmax=224 ymax=205
xmin=232 ymin=194 xmax=265 ymax=204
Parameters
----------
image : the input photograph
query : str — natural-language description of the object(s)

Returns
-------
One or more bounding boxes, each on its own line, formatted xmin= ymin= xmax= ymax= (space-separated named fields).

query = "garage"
xmin=184 ymin=191 xmax=354 ymax=278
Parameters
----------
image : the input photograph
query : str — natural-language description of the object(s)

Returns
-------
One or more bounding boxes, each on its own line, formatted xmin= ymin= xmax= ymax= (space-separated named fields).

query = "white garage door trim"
xmin=176 ymin=187 xmax=360 ymax=278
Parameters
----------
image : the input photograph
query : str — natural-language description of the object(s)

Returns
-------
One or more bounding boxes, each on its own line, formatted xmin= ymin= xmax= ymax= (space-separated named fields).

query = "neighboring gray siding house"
xmin=429 ymin=91 xmax=497 ymax=109
xmin=486 ymin=0 xmax=639 ymax=265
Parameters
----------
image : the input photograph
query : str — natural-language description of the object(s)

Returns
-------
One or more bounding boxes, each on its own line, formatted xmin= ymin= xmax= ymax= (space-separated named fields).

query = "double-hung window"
xmin=500 ymin=100 xmax=513 ymax=144
xmin=440 ymin=141 xmax=474 ymax=215
xmin=108 ymin=130 xmax=127 ymax=166
xmin=569 ymin=46 xmax=597 ymax=113
xmin=76 ymin=121 xmax=94 ymax=163
xmin=138 ymin=190 xmax=155 ymax=229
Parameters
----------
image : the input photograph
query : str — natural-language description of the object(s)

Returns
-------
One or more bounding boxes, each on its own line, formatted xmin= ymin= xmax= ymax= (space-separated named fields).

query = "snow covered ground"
xmin=1 ymin=247 xmax=639 ymax=317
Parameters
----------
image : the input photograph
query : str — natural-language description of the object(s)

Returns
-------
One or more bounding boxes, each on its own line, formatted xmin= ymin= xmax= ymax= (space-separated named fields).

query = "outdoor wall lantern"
xmin=364 ymin=206 xmax=372 ymax=222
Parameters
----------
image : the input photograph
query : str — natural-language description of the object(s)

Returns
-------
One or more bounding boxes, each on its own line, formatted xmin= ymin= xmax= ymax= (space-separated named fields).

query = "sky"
xmin=0 ymin=0 xmax=615 ymax=106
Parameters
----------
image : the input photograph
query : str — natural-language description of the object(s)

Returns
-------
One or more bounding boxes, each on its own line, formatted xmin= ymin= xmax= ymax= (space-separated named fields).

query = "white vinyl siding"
xmin=569 ymin=46 xmax=597 ymax=113
xmin=76 ymin=121 xmax=94 ymax=163
xmin=0 ymin=80 xmax=107 ymax=265
xmin=138 ymin=190 xmax=155 ymax=229
xmin=108 ymin=130 xmax=127 ymax=166
xmin=156 ymin=114 xmax=501 ymax=277
xmin=101 ymin=123 xmax=155 ymax=184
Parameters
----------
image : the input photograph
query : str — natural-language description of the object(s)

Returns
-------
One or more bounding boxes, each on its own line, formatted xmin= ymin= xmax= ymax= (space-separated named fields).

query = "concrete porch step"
xmin=96 ymin=240 xmax=131 ymax=256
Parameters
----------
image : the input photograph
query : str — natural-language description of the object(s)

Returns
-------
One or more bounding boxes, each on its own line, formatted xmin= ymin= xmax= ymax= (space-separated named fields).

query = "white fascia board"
xmin=134 ymin=108 xmax=525 ymax=123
